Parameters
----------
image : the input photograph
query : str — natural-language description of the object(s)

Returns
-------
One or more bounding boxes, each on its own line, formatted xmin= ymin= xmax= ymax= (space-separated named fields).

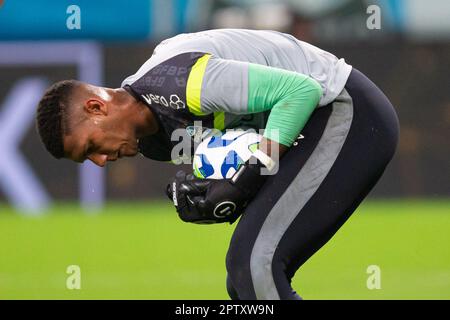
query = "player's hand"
xmin=166 ymin=171 xmax=247 ymax=224
xmin=166 ymin=154 xmax=277 ymax=224
xmin=166 ymin=171 xmax=218 ymax=224
xmin=192 ymin=177 xmax=249 ymax=224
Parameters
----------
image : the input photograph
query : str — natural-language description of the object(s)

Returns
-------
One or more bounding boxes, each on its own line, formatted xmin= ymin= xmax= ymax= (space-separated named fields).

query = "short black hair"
xmin=36 ymin=80 xmax=81 ymax=159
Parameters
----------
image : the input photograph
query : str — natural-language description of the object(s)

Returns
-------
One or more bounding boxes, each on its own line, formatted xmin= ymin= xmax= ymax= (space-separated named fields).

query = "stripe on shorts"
xmin=249 ymin=89 xmax=354 ymax=299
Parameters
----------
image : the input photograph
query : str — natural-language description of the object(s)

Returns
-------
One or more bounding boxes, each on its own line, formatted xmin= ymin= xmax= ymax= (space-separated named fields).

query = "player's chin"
xmin=120 ymin=145 xmax=138 ymax=158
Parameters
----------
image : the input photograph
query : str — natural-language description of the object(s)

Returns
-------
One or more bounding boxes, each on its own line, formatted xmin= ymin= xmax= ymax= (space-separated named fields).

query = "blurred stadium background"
xmin=0 ymin=0 xmax=449 ymax=299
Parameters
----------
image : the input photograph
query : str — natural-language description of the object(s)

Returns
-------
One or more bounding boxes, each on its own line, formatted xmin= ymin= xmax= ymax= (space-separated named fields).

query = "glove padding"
xmin=166 ymin=171 xmax=219 ymax=224
xmin=166 ymin=156 xmax=271 ymax=224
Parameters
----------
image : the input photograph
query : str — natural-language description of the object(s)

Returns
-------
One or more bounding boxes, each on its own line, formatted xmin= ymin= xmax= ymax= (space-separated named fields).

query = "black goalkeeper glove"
xmin=166 ymin=152 xmax=277 ymax=225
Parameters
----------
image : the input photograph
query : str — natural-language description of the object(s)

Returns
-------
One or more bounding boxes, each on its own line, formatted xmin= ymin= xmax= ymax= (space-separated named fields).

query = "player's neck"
xmin=115 ymin=88 xmax=159 ymax=138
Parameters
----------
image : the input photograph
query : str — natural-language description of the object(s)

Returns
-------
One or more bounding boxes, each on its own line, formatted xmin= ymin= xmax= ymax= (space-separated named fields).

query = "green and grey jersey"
xmin=121 ymin=28 xmax=352 ymax=162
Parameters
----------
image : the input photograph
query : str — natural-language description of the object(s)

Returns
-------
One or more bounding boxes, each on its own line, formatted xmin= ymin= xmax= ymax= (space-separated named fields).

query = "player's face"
xmin=63 ymin=118 xmax=139 ymax=167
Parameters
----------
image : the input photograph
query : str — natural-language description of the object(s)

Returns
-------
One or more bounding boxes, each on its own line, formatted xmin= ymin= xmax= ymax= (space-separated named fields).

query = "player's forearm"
xmin=247 ymin=64 xmax=323 ymax=147
xmin=194 ymin=57 xmax=322 ymax=151
xmin=258 ymin=137 xmax=288 ymax=160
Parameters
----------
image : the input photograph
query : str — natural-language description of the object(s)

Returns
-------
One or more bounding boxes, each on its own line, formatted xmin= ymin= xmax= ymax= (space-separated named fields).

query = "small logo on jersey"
xmin=186 ymin=126 xmax=212 ymax=143
xmin=141 ymin=93 xmax=185 ymax=110
xmin=169 ymin=94 xmax=185 ymax=109
xmin=293 ymin=134 xmax=305 ymax=147
xmin=186 ymin=126 xmax=200 ymax=137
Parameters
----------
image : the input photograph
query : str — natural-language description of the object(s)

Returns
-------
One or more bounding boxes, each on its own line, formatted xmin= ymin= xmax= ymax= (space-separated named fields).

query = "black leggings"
xmin=226 ymin=68 xmax=399 ymax=300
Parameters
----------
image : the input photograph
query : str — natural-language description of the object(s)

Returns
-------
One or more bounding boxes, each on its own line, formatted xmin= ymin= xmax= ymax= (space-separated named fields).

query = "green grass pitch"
xmin=0 ymin=199 xmax=449 ymax=299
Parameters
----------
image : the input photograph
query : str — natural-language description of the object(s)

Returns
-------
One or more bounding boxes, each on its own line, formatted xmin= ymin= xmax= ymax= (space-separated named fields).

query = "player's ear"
xmin=84 ymin=98 xmax=108 ymax=116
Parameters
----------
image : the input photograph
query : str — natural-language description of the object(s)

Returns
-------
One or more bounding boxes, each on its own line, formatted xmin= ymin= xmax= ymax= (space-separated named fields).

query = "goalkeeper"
xmin=36 ymin=29 xmax=399 ymax=300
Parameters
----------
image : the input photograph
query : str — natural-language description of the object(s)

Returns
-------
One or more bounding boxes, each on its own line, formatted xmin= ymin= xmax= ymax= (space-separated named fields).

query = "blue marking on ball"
xmin=220 ymin=150 xmax=244 ymax=178
xmin=207 ymin=132 xmax=247 ymax=148
xmin=199 ymin=153 xmax=215 ymax=178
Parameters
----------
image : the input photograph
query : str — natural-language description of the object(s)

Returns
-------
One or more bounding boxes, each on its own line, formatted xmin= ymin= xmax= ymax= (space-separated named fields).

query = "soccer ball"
xmin=193 ymin=130 xmax=263 ymax=179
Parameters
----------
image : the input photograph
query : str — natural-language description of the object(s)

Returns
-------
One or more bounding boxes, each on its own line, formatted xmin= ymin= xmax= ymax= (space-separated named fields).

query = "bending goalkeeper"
xmin=35 ymin=29 xmax=399 ymax=300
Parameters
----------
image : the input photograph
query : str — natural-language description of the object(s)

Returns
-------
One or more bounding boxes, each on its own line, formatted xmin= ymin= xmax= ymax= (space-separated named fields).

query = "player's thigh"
xmin=227 ymin=70 xmax=399 ymax=299
xmin=227 ymin=104 xmax=333 ymax=258
xmin=225 ymin=105 xmax=334 ymax=297
xmin=269 ymin=69 xmax=399 ymax=293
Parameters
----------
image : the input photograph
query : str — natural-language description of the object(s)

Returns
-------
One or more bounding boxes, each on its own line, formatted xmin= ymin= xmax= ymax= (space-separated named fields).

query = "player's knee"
xmin=225 ymin=248 xmax=251 ymax=281
xmin=226 ymin=246 xmax=277 ymax=299
xmin=226 ymin=274 xmax=240 ymax=300
xmin=225 ymin=248 xmax=254 ymax=297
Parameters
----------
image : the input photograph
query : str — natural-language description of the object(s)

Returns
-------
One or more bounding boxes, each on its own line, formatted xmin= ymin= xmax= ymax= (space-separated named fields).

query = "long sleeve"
xmin=188 ymin=54 xmax=323 ymax=147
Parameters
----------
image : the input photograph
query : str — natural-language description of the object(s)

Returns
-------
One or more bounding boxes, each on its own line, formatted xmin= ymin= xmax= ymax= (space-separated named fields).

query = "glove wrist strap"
xmin=252 ymin=149 xmax=277 ymax=173
xmin=230 ymin=154 xmax=276 ymax=198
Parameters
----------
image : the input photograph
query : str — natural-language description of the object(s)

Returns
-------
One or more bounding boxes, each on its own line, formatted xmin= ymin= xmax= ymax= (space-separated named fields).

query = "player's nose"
xmin=88 ymin=154 xmax=108 ymax=167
